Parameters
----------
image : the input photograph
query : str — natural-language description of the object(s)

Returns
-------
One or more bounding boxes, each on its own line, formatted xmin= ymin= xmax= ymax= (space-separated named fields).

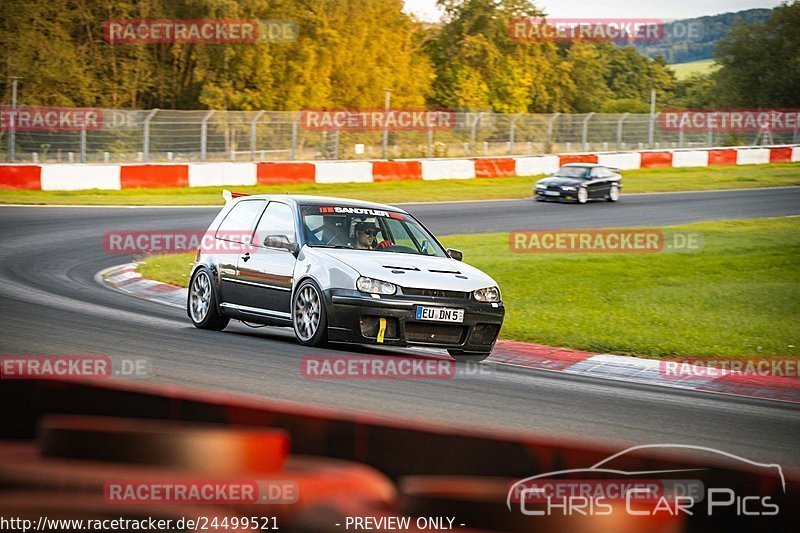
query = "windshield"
xmin=300 ymin=205 xmax=446 ymax=257
xmin=554 ymin=166 xmax=591 ymax=178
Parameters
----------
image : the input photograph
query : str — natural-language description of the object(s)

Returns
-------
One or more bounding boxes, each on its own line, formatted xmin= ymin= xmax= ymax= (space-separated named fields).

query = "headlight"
xmin=473 ymin=286 xmax=501 ymax=302
xmin=357 ymin=276 xmax=397 ymax=295
xmin=560 ymin=186 xmax=576 ymax=191
xmin=536 ymin=183 xmax=547 ymax=188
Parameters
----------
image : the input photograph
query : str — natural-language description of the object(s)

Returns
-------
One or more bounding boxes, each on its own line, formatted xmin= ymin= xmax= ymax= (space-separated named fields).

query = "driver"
xmin=354 ymin=221 xmax=393 ymax=250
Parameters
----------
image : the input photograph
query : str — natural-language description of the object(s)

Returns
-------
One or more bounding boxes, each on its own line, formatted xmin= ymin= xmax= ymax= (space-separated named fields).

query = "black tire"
xmin=292 ymin=279 xmax=328 ymax=347
xmin=188 ymin=267 xmax=230 ymax=331
xmin=577 ymin=187 xmax=589 ymax=204
xmin=447 ymin=349 xmax=491 ymax=363
xmin=607 ymin=184 xmax=620 ymax=202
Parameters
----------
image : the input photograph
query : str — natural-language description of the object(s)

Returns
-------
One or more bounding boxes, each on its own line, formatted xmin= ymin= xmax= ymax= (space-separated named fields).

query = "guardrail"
xmin=0 ymin=145 xmax=797 ymax=191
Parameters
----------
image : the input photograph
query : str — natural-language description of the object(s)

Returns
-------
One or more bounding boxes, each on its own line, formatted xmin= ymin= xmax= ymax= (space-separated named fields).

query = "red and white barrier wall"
xmin=1 ymin=145 xmax=798 ymax=191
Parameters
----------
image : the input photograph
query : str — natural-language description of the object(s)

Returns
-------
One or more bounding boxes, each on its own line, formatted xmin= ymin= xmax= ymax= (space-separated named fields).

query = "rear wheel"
xmin=293 ymin=279 xmax=328 ymax=347
xmin=447 ymin=350 xmax=491 ymax=363
xmin=188 ymin=268 xmax=229 ymax=330
xmin=607 ymin=184 xmax=620 ymax=202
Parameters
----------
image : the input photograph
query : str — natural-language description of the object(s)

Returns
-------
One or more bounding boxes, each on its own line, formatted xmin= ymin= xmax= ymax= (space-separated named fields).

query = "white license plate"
xmin=544 ymin=190 xmax=560 ymax=196
xmin=415 ymin=306 xmax=465 ymax=323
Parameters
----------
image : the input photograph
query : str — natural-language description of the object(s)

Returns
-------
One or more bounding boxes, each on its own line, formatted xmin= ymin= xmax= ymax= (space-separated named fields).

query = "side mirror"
xmin=447 ymin=248 xmax=463 ymax=261
xmin=264 ymin=235 xmax=297 ymax=253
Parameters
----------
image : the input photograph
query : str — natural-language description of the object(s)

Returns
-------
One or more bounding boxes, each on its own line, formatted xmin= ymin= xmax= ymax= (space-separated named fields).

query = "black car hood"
xmin=537 ymin=176 xmax=584 ymax=187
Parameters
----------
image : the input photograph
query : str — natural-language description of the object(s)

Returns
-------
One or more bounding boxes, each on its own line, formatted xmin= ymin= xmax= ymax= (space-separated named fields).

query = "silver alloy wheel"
xmin=578 ymin=187 xmax=588 ymax=203
xmin=189 ymin=271 xmax=211 ymax=323
xmin=294 ymin=285 xmax=321 ymax=341
xmin=609 ymin=185 xmax=620 ymax=201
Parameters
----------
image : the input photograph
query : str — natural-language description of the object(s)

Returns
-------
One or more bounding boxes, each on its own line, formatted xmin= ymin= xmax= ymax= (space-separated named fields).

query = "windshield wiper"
xmin=308 ymin=244 xmax=352 ymax=249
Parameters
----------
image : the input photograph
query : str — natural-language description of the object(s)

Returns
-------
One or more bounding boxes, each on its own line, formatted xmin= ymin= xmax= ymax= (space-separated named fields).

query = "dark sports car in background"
xmin=534 ymin=163 xmax=622 ymax=204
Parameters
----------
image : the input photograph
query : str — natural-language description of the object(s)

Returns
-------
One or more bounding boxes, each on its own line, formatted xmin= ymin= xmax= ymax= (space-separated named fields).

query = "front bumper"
xmin=534 ymin=188 xmax=577 ymax=201
xmin=324 ymin=289 xmax=505 ymax=352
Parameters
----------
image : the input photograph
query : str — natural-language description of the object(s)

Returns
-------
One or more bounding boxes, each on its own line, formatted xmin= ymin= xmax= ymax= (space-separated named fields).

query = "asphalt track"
xmin=1 ymin=187 xmax=799 ymax=467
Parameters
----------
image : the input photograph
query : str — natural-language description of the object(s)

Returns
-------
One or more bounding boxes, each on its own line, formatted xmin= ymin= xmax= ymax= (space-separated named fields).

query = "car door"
xmin=214 ymin=199 xmax=267 ymax=305
xmin=233 ymin=201 xmax=298 ymax=319
xmin=588 ymin=167 xmax=610 ymax=198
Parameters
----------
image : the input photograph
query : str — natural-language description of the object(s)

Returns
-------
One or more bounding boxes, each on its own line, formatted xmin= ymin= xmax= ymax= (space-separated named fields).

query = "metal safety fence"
xmin=1 ymin=109 xmax=797 ymax=163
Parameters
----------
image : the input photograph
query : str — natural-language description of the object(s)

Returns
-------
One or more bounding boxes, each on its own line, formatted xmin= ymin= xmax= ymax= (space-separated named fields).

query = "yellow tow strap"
xmin=377 ymin=317 xmax=387 ymax=343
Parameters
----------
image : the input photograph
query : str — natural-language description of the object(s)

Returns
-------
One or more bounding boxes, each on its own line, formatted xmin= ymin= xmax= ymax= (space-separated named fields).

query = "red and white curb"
xmin=98 ymin=263 xmax=800 ymax=404
xmin=3 ymin=144 xmax=799 ymax=190
xmin=97 ymin=263 xmax=185 ymax=309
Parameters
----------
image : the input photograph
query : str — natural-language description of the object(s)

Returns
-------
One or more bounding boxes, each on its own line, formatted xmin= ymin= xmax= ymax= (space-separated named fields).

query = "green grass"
xmin=138 ymin=217 xmax=799 ymax=359
xmin=669 ymin=59 xmax=719 ymax=80
xmin=2 ymin=163 xmax=798 ymax=206
xmin=137 ymin=253 xmax=196 ymax=288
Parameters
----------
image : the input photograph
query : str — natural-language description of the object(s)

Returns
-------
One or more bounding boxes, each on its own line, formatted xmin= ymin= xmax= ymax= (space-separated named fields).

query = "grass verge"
xmin=3 ymin=163 xmax=799 ymax=205
xmin=136 ymin=217 xmax=799 ymax=359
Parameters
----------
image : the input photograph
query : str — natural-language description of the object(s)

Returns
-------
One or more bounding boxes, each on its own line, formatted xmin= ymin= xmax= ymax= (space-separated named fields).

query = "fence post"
xmin=469 ymin=113 xmax=481 ymax=156
xmin=142 ymin=109 xmax=159 ymax=162
xmin=707 ymin=125 xmax=713 ymax=148
xmin=427 ymin=123 xmax=434 ymax=158
xmin=200 ymin=110 xmax=215 ymax=162
xmin=678 ymin=123 xmax=684 ymax=148
xmin=7 ymin=112 xmax=15 ymax=162
xmin=333 ymin=129 xmax=340 ymax=160
xmin=290 ymin=117 xmax=298 ymax=161
xmin=80 ymin=124 xmax=87 ymax=163
xmin=581 ymin=112 xmax=595 ymax=151
xmin=250 ymin=110 xmax=265 ymax=161
xmin=546 ymin=113 xmax=560 ymax=153
xmin=508 ymin=113 xmax=522 ymax=155
xmin=616 ymin=113 xmax=629 ymax=149
xmin=648 ymin=112 xmax=658 ymax=148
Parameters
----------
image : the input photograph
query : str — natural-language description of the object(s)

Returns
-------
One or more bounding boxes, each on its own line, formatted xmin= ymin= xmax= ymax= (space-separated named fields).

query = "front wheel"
xmin=293 ymin=279 xmax=328 ymax=347
xmin=447 ymin=349 xmax=491 ymax=363
xmin=607 ymin=184 xmax=620 ymax=202
xmin=188 ymin=268 xmax=229 ymax=330
xmin=577 ymin=187 xmax=589 ymax=204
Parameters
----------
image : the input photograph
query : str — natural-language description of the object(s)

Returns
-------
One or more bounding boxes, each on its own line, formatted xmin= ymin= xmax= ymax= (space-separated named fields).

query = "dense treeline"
xmin=633 ymin=9 xmax=772 ymax=64
xmin=0 ymin=0 xmax=797 ymax=112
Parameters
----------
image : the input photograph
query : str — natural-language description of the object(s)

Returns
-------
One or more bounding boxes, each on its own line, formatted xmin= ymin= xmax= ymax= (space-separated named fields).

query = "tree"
xmin=713 ymin=0 xmax=800 ymax=107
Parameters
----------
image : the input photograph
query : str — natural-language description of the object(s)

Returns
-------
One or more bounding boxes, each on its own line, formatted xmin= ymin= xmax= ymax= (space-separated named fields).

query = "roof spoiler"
xmin=222 ymin=190 xmax=251 ymax=202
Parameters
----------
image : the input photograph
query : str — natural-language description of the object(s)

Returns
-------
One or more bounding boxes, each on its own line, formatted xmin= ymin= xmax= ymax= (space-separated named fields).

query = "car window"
xmin=300 ymin=205 xmax=446 ymax=256
xmin=253 ymin=202 xmax=296 ymax=248
xmin=216 ymin=200 xmax=265 ymax=243
xmin=384 ymin=218 xmax=440 ymax=256
xmin=555 ymin=166 xmax=590 ymax=178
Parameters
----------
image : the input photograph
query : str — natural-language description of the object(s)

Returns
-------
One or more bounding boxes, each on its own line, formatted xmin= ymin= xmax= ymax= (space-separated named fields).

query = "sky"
xmin=403 ymin=0 xmax=784 ymax=22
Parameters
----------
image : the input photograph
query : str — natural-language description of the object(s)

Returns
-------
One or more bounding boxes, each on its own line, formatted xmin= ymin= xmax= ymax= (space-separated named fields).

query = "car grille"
xmin=402 ymin=288 xmax=469 ymax=299
xmin=470 ymin=324 xmax=499 ymax=346
xmin=405 ymin=323 xmax=465 ymax=345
